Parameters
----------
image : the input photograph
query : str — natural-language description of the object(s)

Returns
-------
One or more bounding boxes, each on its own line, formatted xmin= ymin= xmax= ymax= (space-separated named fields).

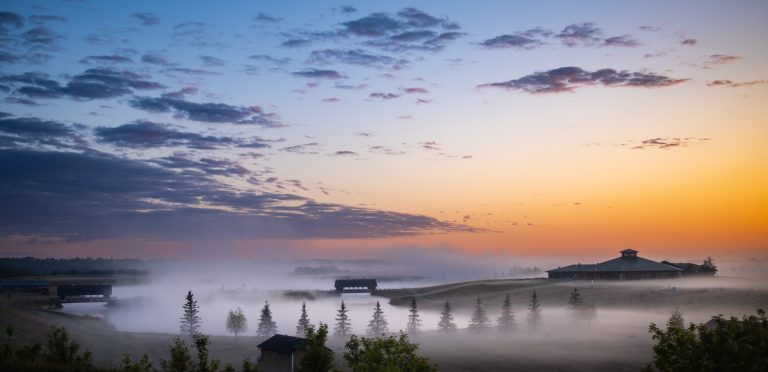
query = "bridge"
xmin=56 ymin=284 xmax=112 ymax=303
xmin=334 ymin=278 xmax=377 ymax=293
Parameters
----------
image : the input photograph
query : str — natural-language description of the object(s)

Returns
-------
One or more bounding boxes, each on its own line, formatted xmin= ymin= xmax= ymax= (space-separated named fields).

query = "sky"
xmin=0 ymin=0 xmax=766 ymax=262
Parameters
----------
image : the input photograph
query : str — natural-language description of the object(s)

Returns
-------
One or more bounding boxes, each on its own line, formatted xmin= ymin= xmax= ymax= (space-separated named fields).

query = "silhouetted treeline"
xmin=0 ymin=257 xmax=148 ymax=277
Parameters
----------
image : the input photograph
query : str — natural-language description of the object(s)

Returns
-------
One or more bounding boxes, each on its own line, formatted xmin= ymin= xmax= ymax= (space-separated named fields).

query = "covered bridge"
xmin=334 ymin=278 xmax=377 ymax=293
xmin=548 ymin=249 xmax=683 ymax=280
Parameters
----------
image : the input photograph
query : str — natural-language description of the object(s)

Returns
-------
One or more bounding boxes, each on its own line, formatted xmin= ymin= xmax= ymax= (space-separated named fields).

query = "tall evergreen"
xmin=437 ymin=301 xmax=457 ymax=333
xmin=406 ymin=298 xmax=422 ymax=335
xmin=366 ymin=301 xmax=389 ymax=336
xmin=527 ymin=290 xmax=542 ymax=328
xmin=497 ymin=293 xmax=516 ymax=332
xmin=334 ymin=300 xmax=352 ymax=337
xmin=296 ymin=302 xmax=312 ymax=336
xmin=468 ymin=297 xmax=491 ymax=332
xmin=567 ymin=288 xmax=583 ymax=310
xmin=256 ymin=301 xmax=278 ymax=337
xmin=180 ymin=290 xmax=202 ymax=336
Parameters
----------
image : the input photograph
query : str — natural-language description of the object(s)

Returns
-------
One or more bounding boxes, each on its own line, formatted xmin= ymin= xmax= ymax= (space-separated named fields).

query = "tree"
xmin=160 ymin=337 xmax=193 ymax=372
xmin=468 ymin=297 xmax=491 ymax=332
xmin=527 ymin=290 xmax=542 ymax=328
xmin=45 ymin=327 xmax=93 ymax=368
xmin=669 ymin=308 xmax=684 ymax=329
xmin=192 ymin=333 xmax=220 ymax=372
xmin=646 ymin=308 xmax=768 ymax=371
xmin=367 ymin=301 xmax=389 ymax=336
xmin=297 ymin=323 xmax=334 ymax=372
xmin=437 ymin=301 xmax=457 ymax=333
xmin=343 ymin=332 xmax=437 ymax=372
xmin=567 ymin=288 xmax=583 ymax=310
xmin=180 ymin=290 xmax=202 ymax=336
xmin=701 ymin=256 xmax=718 ymax=276
xmin=497 ymin=294 xmax=516 ymax=332
xmin=296 ymin=302 xmax=312 ymax=336
xmin=406 ymin=298 xmax=422 ymax=336
xmin=256 ymin=301 xmax=278 ymax=337
xmin=121 ymin=353 xmax=153 ymax=372
xmin=225 ymin=307 xmax=248 ymax=342
xmin=334 ymin=300 xmax=352 ymax=337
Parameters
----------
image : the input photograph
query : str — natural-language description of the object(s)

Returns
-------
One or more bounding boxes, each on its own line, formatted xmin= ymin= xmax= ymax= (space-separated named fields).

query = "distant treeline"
xmin=0 ymin=257 xmax=149 ymax=278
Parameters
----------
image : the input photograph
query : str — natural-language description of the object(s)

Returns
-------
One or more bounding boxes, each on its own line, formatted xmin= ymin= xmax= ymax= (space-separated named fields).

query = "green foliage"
xmin=241 ymin=357 xmax=260 ymax=372
xmin=296 ymin=302 xmax=312 ymax=337
xmin=121 ymin=353 xmax=153 ymax=372
xmin=343 ymin=332 xmax=437 ymax=372
xmin=225 ymin=307 xmax=248 ymax=342
xmin=497 ymin=294 xmax=516 ymax=332
xmin=334 ymin=300 xmax=351 ymax=337
xmin=193 ymin=333 xmax=220 ymax=372
xmin=256 ymin=301 xmax=278 ymax=337
xmin=297 ymin=323 xmax=334 ymax=372
xmin=406 ymin=298 xmax=422 ymax=336
xmin=437 ymin=301 xmax=457 ymax=333
xmin=646 ymin=308 xmax=768 ymax=371
xmin=367 ymin=301 xmax=389 ymax=336
xmin=468 ymin=297 xmax=491 ymax=332
xmin=180 ymin=290 xmax=202 ymax=336
xmin=45 ymin=327 xmax=93 ymax=367
xmin=160 ymin=337 xmax=193 ymax=372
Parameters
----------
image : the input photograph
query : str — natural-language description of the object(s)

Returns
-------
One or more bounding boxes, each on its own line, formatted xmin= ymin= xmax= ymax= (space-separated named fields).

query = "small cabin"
xmin=334 ymin=278 xmax=377 ymax=293
xmin=257 ymin=334 xmax=307 ymax=372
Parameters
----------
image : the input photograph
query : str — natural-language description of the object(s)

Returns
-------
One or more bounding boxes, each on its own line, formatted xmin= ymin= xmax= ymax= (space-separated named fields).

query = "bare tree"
xmin=225 ymin=307 xmax=247 ymax=342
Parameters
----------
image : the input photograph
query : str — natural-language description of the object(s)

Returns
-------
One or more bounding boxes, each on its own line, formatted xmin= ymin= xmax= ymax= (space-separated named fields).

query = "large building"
xmin=547 ymin=249 xmax=684 ymax=280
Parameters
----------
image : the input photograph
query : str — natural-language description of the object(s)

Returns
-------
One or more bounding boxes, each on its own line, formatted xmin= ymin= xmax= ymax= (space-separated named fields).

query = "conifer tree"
xmin=497 ymin=293 xmax=515 ymax=332
xmin=225 ymin=307 xmax=247 ymax=342
xmin=468 ymin=297 xmax=491 ymax=332
xmin=180 ymin=290 xmax=202 ymax=336
xmin=296 ymin=302 xmax=312 ymax=336
xmin=437 ymin=301 xmax=457 ymax=333
xmin=367 ymin=301 xmax=389 ymax=336
xmin=334 ymin=300 xmax=352 ymax=337
xmin=406 ymin=298 xmax=422 ymax=335
xmin=256 ymin=301 xmax=278 ymax=337
xmin=567 ymin=288 xmax=583 ymax=310
xmin=527 ymin=290 xmax=542 ymax=328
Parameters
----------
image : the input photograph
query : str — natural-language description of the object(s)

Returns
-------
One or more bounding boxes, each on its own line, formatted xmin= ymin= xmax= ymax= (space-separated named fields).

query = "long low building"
xmin=548 ymin=249 xmax=684 ymax=280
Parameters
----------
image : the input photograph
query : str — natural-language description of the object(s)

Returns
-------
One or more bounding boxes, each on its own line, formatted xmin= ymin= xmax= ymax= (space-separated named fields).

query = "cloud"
xmin=95 ymin=121 xmax=271 ymax=150
xmin=628 ymin=137 xmax=711 ymax=150
xmin=331 ymin=150 xmax=358 ymax=156
xmin=162 ymin=67 xmax=220 ymax=76
xmin=129 ymin=96 xmax=284 ymax=127
xmin=707 ymin=79 xmax=767 ymax=88
xmin=420 ymin=141 xmax=441 ymax=150
xmin=340 ymin=8 xmax=464 ymax=52
xmin=480 ymin=30 xmax=547 ymax=50
xmin=479 ymin=67 xmax=689 ymax=94
xmin=0 ymin=115 xmax=84 ymax=150
xmin=0 ymin=148 xmax=478 ymax=239
xmin=79 ymin=55 xmax=134 ymax=64
xmin=681 ymin=38 xmax=697 ymax=46
xmin=200 ymin=55 xmax=225 ymax=67
xmin=2 ymin=68 xmax=164 ymax=100
xmin=141 ymin=54 xmax=174 ymax=66
xmin=403 ymin=87 xmax=429 ymax=94
xmin=292 ymin=68 xmax=346 ymax=79
xmin=702 ymin=54 xmax=742 ymax=69
xmin=151 ymin=154 xmax=250 ymax=177
xmin=281 ymin=38 xmax=311 ymax=48
xmin=308 ymin=49 xmax=407 ymax=69
xmin=603 ymin=34 xmax=641 ymax=47
xmin=0 ymin=12 xmax=25 ymax=31
xmin=338 ymin=5 xmax=357 ymax=14
xmin=253 ymin=12 xmax=281 ymax=23
xmin=370 ymin=92 xmax=400 ymax=100
xmin=556 ymin=22 xmax=602 ymax=47
xmin=131 ymin=12 xmax=160 ymax=26
xmin=369 ymin=145 xmax=406 ymax=156
xmin=280 ymin=142 xmax=321 ymax=154
xmin=21 ymin=26 xmax=64 ymax=49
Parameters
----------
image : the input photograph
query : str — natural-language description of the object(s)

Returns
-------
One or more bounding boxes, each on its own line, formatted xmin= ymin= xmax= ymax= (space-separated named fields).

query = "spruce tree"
xmin=367 ymin=301 xmax=389 ymax=336
xmin=296 ymin=302 xmax=312 ymax=336
xmin=406 ymin=298 xmax=422 ymax=335
xmin=180 ymin=290 xmax=202 ymax=336
xmin=468 ymin=297 xmax=491 ymax=332
xmin=497 ymin=293 xmax=515 ymax=332
xmin=225 ymin=307 xmax=247 ymax=342
xmin=256 ymin=301 xmax=278 ymax=337
xmin=334 ymin=300 xmax=352 ymax=337
xmin=527 ymin=290 xmax=542 ymax=328
xmin=567 ymin=288 xmax=583 ymax=311
xmin=437 ymin=301 xmax=457 ymax=333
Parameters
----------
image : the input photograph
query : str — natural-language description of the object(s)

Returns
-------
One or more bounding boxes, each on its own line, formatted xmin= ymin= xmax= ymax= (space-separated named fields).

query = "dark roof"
xmin=334 ymin=278 xmax=377 ymax=287
xmin=0 ymin=280 xmax=49 ymax=287
xmin=547 ymin=251 xmax=683 ymax=273
xmin=661 ymin=261 xmax=702 ymax=272
xmin=257 ymin=334 xmax=305 ymax=353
